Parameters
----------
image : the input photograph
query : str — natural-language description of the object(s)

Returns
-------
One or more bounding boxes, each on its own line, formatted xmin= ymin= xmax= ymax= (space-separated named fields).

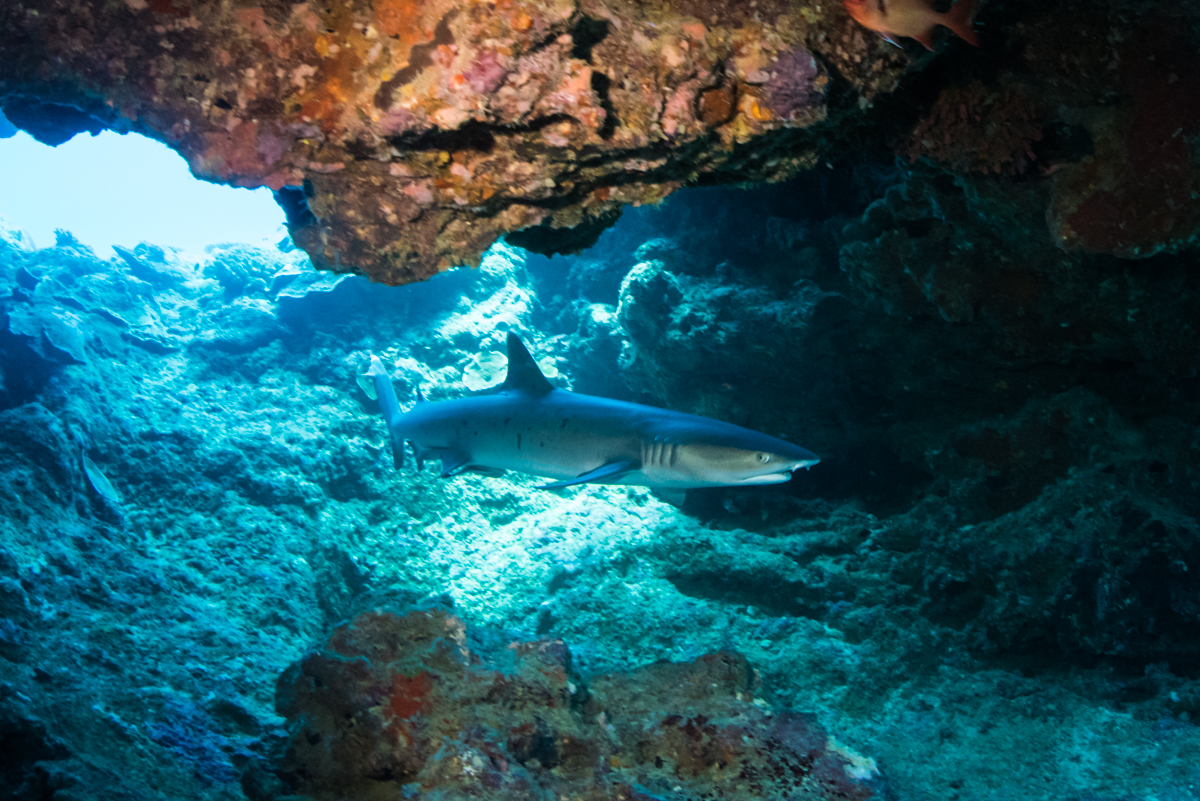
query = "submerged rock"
xmin=462 ymin=350 xmax=509 ymax=391
xmin=6 ymin=302 xmax=88 ymax=365
xmin=272 ymin=609 xmax=877 ymax=800
xmin=0 ymin=0 xmax=842 ymax=283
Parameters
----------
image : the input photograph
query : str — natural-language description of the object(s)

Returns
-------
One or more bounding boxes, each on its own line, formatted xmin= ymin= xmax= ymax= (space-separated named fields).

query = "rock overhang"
xmin=0 ymin=0 xmax=884 ymax=285
xmin=6 ymin=0 xmax=1198 ymax=285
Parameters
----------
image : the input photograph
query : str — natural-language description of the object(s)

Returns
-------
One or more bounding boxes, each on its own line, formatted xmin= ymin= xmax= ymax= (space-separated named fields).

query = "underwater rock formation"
xmin=272 ymin=608 xmax=877 ymax=800
xmin=4 ymin=0 xmax=1198 ymax=279
xmin=0 ymin=0 xmax=856 ymax=283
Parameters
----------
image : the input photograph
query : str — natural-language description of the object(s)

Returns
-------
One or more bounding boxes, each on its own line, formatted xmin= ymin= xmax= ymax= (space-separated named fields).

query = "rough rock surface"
xmin=271 ymin=609 xmax=877 ymax=800
xmin=0 ymin=0 xmax=857 ymax=282
xmin=5 ymin=0 xmax=1199 ymax=278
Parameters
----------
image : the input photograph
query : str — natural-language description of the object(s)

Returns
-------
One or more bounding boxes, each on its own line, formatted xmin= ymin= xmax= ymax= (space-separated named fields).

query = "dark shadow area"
xmin=0 ymin=330 xmax=59 ymax=410
xmin=506 ymin=207 xmax=623 ymax=257
xmin=570 ymin=16 xmax=611 ymax=62
xmin=0 ymin=97 xmax=107 ymax=146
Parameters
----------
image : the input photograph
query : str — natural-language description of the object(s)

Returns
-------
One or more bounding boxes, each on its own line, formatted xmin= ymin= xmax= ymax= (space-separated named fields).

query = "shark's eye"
xmin=757 ymin=453 xmax=770 ymax=463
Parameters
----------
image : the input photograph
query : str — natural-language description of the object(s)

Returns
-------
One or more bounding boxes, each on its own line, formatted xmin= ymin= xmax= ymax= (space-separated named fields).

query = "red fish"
xmin=844 ymin=0 xmax=979 ymax=50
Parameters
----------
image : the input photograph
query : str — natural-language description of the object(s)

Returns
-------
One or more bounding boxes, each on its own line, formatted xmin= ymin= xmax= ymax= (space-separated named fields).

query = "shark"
xmin=361 ymin=333 xmax=819 ymax=497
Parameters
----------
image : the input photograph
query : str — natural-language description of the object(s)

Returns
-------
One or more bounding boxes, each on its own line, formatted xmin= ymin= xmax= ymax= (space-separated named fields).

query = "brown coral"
xmin=272 ymin=609 xmax=878 ymax=800
xmin=901 ymin=81 xmax=1043 ymax=175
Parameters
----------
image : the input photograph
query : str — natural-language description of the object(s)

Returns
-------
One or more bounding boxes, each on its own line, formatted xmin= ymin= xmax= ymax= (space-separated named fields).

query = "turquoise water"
xmin=1 ymin=172 xmax=1199 ymax=801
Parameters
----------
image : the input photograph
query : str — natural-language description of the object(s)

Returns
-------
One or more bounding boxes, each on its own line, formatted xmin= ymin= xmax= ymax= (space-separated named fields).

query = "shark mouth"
xmin=739 ymin=470 xmax=794 ymax=485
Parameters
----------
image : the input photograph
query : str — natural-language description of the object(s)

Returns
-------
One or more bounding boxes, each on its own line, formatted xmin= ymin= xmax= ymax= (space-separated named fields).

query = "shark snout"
xmin=747 ymin=451 xmax=819 ymax=485
xmin=786 ymin=446 xmax=821 ymax=469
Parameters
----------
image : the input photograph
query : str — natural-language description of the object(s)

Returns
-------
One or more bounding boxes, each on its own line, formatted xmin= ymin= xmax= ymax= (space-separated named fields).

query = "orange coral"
xmin=902 ymin=81 xmax=1043 ymax=175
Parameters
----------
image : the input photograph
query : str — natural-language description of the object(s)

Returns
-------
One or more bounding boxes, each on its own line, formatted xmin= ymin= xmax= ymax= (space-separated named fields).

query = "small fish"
xmin=844 ymin=0 xmax=979 ymax=50
xmin=81 ymin=446 xmax=122 ymax=504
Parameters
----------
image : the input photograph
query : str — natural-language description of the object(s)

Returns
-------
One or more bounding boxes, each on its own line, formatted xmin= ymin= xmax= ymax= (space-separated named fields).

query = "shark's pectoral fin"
xmin=651 ymin=488 xmax=688 ymax=508
xmin=408 ymin=441 xmax=424 ymax=472
xmin=538 ymin=460 xmax=638 ymax=489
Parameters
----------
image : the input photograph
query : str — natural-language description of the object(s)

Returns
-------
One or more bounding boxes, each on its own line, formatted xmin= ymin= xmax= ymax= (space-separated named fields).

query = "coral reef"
xmin=888 ymin=6 xmax=1200 ymax=259
xmin=272 ymin=609 xmax=876 ymax=800
xmin=1048 ymin=32 xmax=1200 ymax=257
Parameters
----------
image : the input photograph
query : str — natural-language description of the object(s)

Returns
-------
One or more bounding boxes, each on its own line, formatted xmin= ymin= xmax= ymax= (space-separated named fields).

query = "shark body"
xmin=364 ymin=334 xmax=819 ymax=492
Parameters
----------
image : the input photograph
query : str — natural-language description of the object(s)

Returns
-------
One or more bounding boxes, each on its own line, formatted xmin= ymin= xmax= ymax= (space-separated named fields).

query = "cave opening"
xmin=0 ymin=126 xmax=285 ymax=258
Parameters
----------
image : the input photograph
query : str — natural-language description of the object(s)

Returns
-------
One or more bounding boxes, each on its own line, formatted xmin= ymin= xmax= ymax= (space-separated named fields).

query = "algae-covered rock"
xmin=6 ymin=302 xmax=88 ymax=364
xmin=194 ymin=298 xmax=281 ymax=353
xmin=0 ymin=0 xmax=841 ymax=282
xmin=273 ymin=609 xmax=878 ymax=801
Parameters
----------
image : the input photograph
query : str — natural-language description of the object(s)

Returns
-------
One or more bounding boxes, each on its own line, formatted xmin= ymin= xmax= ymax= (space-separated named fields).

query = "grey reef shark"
xmin=362 ymin=333 xmax=819 ymax=504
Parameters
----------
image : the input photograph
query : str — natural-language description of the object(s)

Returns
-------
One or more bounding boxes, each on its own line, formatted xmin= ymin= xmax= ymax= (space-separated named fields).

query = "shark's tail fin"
xmin=361 ymin=355 xmax=406 ymax=470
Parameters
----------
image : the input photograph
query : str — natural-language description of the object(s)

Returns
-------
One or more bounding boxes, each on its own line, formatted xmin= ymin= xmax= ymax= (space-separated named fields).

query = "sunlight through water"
xmin=0 ymin=129 xmax=286 ymax=258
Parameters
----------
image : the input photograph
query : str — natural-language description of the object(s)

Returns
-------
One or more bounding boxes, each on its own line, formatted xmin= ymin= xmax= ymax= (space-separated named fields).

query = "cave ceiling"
xmin=1 ymin=0 xmax=1197 ymax=283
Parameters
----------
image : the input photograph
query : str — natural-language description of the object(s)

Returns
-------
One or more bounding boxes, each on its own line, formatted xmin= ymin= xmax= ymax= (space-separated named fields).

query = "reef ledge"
xmin=0 ymin=0 xmax=881 ymax=284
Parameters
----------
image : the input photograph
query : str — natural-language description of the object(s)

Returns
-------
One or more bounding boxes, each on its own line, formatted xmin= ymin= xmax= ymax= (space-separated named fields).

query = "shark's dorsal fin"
xmin=502 ymin=333 xmax=554 ymax=396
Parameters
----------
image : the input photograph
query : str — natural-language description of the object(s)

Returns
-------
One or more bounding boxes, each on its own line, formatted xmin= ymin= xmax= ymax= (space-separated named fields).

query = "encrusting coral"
xmin=0 ymin=0 xmax=847 ymax=284
xmin=901 ymin=80 xmax=1043 ymax=175
xmin=271 ymin=609 xmax=879 ymax=800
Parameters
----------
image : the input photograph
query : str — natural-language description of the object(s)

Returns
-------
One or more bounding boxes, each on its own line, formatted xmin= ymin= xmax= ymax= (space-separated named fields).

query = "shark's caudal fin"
xmin=362 ymin=355 xmax=406 ymax=469
xmin=502 ymin=333 xmax=554 ymax=395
